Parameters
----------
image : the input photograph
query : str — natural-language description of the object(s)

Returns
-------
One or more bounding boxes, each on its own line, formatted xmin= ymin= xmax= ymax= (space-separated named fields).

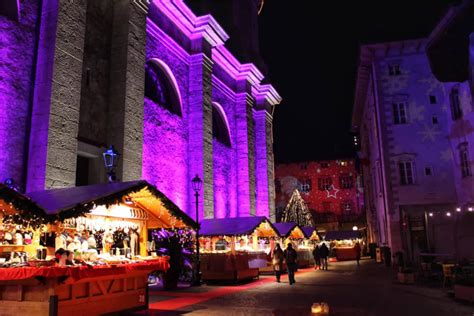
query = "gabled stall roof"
xmin=323 ymin=230 xmax=360 ymax=241
xmin=26 ymin=181 xmax=197 ymax=229
xmin=0 ymin=184 xmax=45 ymax=216
xmin=199 ymin=216 xmax=277 ymax=237
xmin=302 ymin=226 xmax=319 ymax=239
xmin=273 ymin=222 xmax=305 ymax=239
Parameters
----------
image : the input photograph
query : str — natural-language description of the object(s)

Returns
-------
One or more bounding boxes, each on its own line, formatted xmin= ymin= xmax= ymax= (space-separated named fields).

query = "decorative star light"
xmin=326 ymin=185 xmax=340 ymax=199
xmin=440 ymin=149 xmax=453 ymax=162
xmin=418 ymin=124 xmax=440 ymax=143
xmin=409 ymin=101 xmax=425 ymax=122
xmin=417 ymin=76 xmax=444 ymax=96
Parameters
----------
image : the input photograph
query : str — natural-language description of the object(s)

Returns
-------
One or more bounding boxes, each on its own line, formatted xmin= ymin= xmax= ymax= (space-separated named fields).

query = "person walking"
xmin=312 ymin=244 xmax=321 ymax=270
xmin=354 ymin=242 xmax=362 ymax=266
xmin=319 ymin=242 xmax=329 ymax=271
xmin=272 ymin=244 xmax=284 ymax=282
xmin=284 ymin=243 xmax=298 ymax=285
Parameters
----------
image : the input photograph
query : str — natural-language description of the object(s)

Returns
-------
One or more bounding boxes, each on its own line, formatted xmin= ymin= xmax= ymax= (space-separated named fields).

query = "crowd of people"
xmin=271 ymin=241 xmax=362 ymax=284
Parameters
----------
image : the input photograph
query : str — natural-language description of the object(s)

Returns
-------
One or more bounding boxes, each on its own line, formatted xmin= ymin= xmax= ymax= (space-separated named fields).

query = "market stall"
xmin=302 ymin=226 xmax=320 ymax=242
xmin=273 ymin=222 xmax=313 ymax=267
xmin=199 ymin=216 xmax=278 ymax=282
xmin=323 ymin=230 xmax=362 ymax=261
xmin=0 ymin=181 xmax=196 ymax=316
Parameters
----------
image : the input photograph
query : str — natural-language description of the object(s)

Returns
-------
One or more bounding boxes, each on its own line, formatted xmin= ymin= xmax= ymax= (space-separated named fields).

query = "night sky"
xmin=259 ymin=0 xmax=460 ymax=163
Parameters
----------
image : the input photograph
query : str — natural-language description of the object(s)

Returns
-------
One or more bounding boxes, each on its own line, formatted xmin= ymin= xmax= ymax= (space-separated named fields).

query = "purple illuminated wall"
xmin=0 ymin=0 xmax=38 ymax=188
xmin=212 ymin=139 xmax=236 ymax=218
xmin=143 ymin=23 xmax=190 ymax=212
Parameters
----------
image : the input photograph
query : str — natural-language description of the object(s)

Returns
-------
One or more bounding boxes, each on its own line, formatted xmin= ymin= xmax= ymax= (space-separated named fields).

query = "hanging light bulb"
xmin=468 ymin=207 xmax=473 ymax=212
xmin=456 ymin=207 xmax=461 ymax=212
xmin=428 ymin=212 xmax=433 ymax=217
xmin=446 ymin=212 xmax=452 ymax=217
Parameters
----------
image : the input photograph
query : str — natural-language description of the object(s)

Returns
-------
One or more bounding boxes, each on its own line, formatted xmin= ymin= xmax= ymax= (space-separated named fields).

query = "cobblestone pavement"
xmin=137 ymin=259 xmax=474 ymax=316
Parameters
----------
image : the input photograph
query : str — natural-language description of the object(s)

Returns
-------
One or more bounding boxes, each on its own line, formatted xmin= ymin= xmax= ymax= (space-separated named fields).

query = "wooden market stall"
xmin=323 ymin=230 xmax=362 ymax=261
xmin=0 ymin=181 xmax=197 ymax=316
xmin=302 ymin=227 xmax=320 ymax=242
xmin=199 ymin=216 xmax=278 ymax=282
xmin=273 ymin=222 xmax=314 ymax=268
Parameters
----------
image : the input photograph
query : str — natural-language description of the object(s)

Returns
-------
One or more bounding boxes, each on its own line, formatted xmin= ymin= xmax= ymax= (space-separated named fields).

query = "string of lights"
xmin=426 ymin=206 xmax=474 ymax=217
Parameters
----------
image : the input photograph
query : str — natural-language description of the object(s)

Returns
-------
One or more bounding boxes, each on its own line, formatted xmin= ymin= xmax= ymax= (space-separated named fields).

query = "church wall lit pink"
xmin=0 ymin=0 xmax=281 ymax=221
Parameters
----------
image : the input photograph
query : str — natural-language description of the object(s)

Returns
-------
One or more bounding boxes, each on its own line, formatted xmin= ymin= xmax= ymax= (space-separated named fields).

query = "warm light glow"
xmin=456 ymin=207 xmax=461 ymax=212
xmin=469 ymin=207 xmax=473 ymax=212
xmin=352 ymin=226 xmax=358 ymax=231
xmin=446 ymin=212 xmax=452 ymax=217
xmin=428 ymin=212 xmax=433 ymax=217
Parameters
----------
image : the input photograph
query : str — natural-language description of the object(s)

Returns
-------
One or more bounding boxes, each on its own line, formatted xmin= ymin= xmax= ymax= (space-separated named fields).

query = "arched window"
xmin=144 ymin=59 xmax=182 ymax=116
xmin=212 ymin=103 xmax=231 ymax=147
xmin=450 ymin=85 xmax=462 ymax=120
xmin=0 ymin=0 xmax=19 ymax=21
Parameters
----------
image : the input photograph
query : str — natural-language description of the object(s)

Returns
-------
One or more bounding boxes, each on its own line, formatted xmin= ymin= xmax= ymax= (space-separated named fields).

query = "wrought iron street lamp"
xmin=102 ymin=145 xmax=120 ymax=183
xmin=191 ymin=174 xmax=202 ymax=286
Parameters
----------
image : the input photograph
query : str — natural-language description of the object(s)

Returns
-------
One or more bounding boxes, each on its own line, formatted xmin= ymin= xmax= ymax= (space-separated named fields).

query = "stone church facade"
xmin=0 ymin=0 xmax=281 ymax=221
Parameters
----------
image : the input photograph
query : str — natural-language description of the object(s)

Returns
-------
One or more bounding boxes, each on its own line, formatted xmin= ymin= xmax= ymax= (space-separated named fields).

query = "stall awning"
xmin=323 ymin=230 xmax=360 ymax=241
xmin=199 ymin=216 xmax=278 ymax=237
xmin=301 ymin=226 xmax=319 ymax=240
xmin=0 ymin=184 xmax=46 ymax=216
xmin=26 ymin=181 xmax=197 ymax=229
xmin=273 ymin=222 xmax=305 ymax=239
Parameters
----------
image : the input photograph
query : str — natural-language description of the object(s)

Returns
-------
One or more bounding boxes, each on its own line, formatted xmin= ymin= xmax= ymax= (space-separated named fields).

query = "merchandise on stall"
xmin=0 ymin=181 xmax=196 ymax=316
xmin=198 ymin=216 xmax=279 ymax=281
xmin=274 ymin=222 xmax=314 ymax=267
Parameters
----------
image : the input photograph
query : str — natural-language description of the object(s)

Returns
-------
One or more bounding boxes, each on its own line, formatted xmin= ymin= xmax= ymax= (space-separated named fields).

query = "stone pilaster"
xmin=254 ymin=109 xmax=275 ymax=220
xmin=235 ymin=92 xmax=256 ymax=217
xmin=107 ymin=0 xmax=147 ymax=181
xmin=188 ymin=53 xmax=214 ymax=220
xmin=27 ymin=0 xmax=87 ymax=191
xmin=469 ymin=33 xmax=474 ymax=99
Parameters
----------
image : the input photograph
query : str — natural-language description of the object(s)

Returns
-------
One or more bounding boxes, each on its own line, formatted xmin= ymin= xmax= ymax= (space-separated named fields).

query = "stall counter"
xmin=0 ymin=258 xmax=169 ymax=316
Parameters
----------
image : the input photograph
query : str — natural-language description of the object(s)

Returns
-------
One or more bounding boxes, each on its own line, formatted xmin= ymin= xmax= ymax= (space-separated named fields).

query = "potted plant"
xmin=454 ymin=267 xmax=474 ymax=302
xmin=397 ymin=264 xmax=415 ymax=284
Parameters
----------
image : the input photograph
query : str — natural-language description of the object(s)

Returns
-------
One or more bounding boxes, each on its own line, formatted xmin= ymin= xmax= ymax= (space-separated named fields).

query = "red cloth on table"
xmin=0 ymin=258 xmax=169 ymax=281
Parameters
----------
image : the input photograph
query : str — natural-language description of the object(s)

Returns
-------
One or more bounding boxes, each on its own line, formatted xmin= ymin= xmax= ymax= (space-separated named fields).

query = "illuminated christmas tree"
xmin=281 ymin=189 xmax=315 ymax=227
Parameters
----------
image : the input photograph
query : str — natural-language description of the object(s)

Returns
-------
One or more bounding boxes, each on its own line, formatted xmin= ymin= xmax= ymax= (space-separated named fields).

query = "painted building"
xmin=0 ymin=0 xmax=281 ymax=222
xmin=275 ymin=159 xmax=365 ymax=231
xmin=426 ymin=1 xmax=474 ymax=260
xmin=352 ymin=38 xmax=474 ymax=261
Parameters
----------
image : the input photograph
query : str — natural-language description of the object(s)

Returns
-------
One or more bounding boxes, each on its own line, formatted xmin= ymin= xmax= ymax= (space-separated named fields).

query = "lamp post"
xmin=102 ymin=145 xmax=120 ymax=183
xmin=191 ymin=174 xmax=202 ymax=286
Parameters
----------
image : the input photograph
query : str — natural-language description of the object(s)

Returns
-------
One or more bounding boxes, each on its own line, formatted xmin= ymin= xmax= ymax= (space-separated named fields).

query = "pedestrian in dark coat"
xmin=354 ymin=242 xmax=362 ymax=266
xmin=312 ymin=245 xmax=321 ymax=270
xmin=272 ymin=244 xmax=284 ymax=282
xmin=284 ymin=243 xmax=298 ymax=285
xmin=319 ymin=243 xmax=329 ymax=271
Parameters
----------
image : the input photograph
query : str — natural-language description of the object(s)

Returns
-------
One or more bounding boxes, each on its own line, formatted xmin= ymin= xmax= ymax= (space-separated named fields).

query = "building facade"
xmin=0 ymin=0 xmax=281 ymax=222
xmin=353 ymin=38 xmax=474 ymax=261
xmin=275 ymin=159 xmax=365 ymax=231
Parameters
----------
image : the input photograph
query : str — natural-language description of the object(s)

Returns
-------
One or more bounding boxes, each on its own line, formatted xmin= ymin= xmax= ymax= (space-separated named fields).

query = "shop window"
xmin=318 ymin=177 xmax=332 ymax=190
xmin=450 ymin=86 xmax=462 ymax=120
xmin=0 ymin=0 xmax=19 ymax=21
xmin=429 ymin=95 xmax=437 ymax=104
xmin=320 ymin=162 xmax=329 ymax=168
xmin=299 ymin=179 xmax=312 ymax=193
xmin=392 ymin=102 xmax=407 ymax=124
xmin=145 ymin=60 xmax=182 ymax=116
xmin=459 ymin=143 xmax=471 ymax=178
xmin=388 ymin=64 xmax=401 ymax=76
xmin=339 ymin=174 xmax=353 ymax=189
xmin=212 ymin=102 xmax=232 ymax=147
xmin=399 ymin=161 xmax=415 ymax=185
